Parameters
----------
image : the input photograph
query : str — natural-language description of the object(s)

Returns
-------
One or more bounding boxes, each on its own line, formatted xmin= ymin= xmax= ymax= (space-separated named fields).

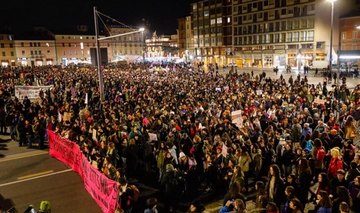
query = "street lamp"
xmin=327 ymin=0 xmax=336 ymax=80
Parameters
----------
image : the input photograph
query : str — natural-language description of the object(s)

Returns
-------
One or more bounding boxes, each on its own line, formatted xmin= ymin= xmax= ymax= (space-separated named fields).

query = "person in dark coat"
xmin=161 ymin=164 xmax=179 ymax=212
xmin=123 ymin=138 xmax=139 ymax=178
xmin=17 ymin=116 xmax=26 ymax=146
xmin=24 ymin=119 xmax=34 ymax=148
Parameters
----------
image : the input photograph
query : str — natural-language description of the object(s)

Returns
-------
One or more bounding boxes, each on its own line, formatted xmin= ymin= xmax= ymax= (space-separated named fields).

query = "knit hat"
xmin=179 ymin=152 xmax=186 ymax=158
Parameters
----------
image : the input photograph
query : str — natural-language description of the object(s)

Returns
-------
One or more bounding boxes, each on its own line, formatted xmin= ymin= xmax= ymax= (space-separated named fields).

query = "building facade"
xmin=145 ymin=32 xmax=179 ymax=60
xmin=339 ymin=12 xmax=360 ymax=68
xmin=14 ymin=31 xmax=56 ymax=66
xmin=232 ymin=0 xmax=358 ymax=69
xmin=190 ymin=0 xmax=233 ymax=66
xmin=0 ymin=30 xmax=16 ymax=66
xmin=51 ymin=33 xmax=110 ymax=65
xmin=107 ymin=25 xmax=144 ymax=62
xmin=177 ymin=18 xmax=187 ymax=60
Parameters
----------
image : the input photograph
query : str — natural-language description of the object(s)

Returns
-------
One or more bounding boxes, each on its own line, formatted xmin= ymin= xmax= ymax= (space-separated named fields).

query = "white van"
xmin=309 ymin=61 xmax=328 ymax=70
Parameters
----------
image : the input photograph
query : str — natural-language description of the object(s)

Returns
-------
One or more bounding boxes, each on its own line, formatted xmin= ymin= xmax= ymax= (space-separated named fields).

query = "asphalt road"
xmin=0 ymin=135 xmax=102 ymax=213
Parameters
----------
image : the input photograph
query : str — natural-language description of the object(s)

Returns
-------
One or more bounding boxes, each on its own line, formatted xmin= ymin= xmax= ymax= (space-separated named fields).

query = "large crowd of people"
xmin=0 ymin=63 xmax=360 ymax=213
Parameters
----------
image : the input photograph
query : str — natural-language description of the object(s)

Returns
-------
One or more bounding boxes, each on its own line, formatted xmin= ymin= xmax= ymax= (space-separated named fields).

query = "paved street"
xmin=0 ymin=135 xmax=102 ymax=213
xmin=220 ymin=66 xmax=360 ymax=90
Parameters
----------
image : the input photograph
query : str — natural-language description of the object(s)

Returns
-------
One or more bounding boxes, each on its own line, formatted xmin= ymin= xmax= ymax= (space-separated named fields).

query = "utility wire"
xmin=96 ymin=11 xmax=112 ymax=36
xmin=96 ymin=11 xmax=135 ymax=30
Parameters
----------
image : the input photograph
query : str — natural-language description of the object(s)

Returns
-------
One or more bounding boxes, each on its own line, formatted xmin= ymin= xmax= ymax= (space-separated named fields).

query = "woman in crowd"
xmin=328 ymin=148 xmax=343 ymax=179
xmin=344 ymin=116 xmax=356 ymax=140
xmin=289 ymin=198 xmax=303 ymax=213
xmin=266 ymin=164 xmax=284 ymax=207
xmin=223 ymin=181 xmax=245 ymax=212
xmin=155 ymin=141 xmax=167 ymax=181
xmin=332 ymin=186 xmax=353 ymax=213
xmin=349 ymin=176 xmax=360 ymax=213
xmin=219 ymin=199 xmax=246 ymax=213
xmin=230 ymin=165 xmax=245 ymax=192
xmin=238 ymin=146 xmax=251 ymax=193
xmin=283 ymin=186 xmax=298 ymax=213
xmin=102 ymin=156 xmax=116 ymax=179
xmin=296 ymin=158 xmax=312 ymax=205
xmin=313 ymin=190 xmax=332 ymax=213
xmin=255 ymin=181 xmax=268 ymax=213
xmin=266 ymin=202 xmax=279 ymax=213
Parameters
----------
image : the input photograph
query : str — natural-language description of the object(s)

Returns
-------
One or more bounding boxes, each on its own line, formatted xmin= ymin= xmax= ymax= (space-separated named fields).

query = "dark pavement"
xmin=0 ymin=134 xmax=102 ymax=213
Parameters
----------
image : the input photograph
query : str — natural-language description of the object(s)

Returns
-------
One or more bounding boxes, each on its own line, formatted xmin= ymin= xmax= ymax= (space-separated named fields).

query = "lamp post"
xmin=327 ymin=0 xmax=336 ymax=81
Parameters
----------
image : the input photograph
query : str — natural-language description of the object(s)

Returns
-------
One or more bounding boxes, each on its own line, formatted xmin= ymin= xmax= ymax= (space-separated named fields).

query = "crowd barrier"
xmin=48 ymin=130 xmax=118 ymax=213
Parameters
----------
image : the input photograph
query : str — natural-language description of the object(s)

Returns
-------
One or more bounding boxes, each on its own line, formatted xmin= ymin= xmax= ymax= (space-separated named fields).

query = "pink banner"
xmin=48 ymin=131 xmax=118 ymax=213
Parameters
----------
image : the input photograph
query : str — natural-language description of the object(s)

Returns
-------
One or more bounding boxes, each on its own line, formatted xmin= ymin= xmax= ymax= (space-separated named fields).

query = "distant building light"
xmin=339 ymin=55 xmax=360 ymax=59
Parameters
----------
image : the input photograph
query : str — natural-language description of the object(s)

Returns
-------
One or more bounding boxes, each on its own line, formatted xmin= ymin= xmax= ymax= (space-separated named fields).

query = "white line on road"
xmin=0 ymin=169 xmax=73 ymax=187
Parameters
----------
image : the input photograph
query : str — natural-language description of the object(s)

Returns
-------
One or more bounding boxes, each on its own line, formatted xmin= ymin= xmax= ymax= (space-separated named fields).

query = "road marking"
xmin=0 ymin=151 xmax=48 ymax=163
xmin=18 ymin=170 xmax=55 ymax=180
xmin=0 ymin=169 xmax=72 ymax=187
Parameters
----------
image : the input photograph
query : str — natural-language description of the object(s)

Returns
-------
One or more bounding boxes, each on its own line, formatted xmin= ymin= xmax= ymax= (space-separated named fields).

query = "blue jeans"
xmin=9 ymin=125 xmax=16 ymax=140
xmin=26 ymin=135 xmax=33 ymax=148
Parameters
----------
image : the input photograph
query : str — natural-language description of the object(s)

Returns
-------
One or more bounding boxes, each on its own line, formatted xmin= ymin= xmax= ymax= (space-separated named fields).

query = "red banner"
xmin=48 ymin=131 xmax=118 ymax=213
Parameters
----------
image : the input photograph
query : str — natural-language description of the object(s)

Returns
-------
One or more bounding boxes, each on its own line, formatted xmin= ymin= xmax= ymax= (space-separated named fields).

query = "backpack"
xmin=129 ymin=185 xmax=140 ymax=201
xmin=316 ymin=148 xmax=326 ymax=161
xmin=305 ymin=140 xmax=314 ymax=151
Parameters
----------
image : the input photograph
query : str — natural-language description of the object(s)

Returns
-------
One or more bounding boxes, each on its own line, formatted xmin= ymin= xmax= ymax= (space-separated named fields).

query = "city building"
xmin=50 ymin=25 xmax=111 ymax=66
xmin=14 ymin=30 xmax=56 ymax=66
xmin=190 ymin=0 xmax=232 ymax=66
xmin=177 ymin=17 xmax=187 ymax=60
xmin=145 ymin=32 xmax=179 ymax=60
xmin=178 ymin=16 xmax=195 ymax=63
xmin=232 ymin=0 xmax=359 ymax=69
xmin=0 ymin=29 xmax=16 ymax=66
xmin=339 ymin=11 xmax=360 ymax=68
xmin=106 ymin=25 xmax=144 ymax=63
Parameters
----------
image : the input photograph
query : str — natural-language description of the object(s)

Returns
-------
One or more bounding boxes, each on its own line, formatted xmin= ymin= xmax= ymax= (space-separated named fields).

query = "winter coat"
xmin=327 ymin=157 xmax=343 ymax=179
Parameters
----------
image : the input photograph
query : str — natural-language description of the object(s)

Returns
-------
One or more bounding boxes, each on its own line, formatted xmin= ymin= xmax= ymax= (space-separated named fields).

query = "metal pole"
xmin=93 ymin=6 xmax=104 ymax=102
xmin=142 ymin=31 xmax=145 ymax=63
xmin=329 ymin=1 xmax=334 ymax=76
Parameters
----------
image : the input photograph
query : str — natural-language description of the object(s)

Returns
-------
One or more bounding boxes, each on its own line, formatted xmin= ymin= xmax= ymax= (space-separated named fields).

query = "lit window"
xmin=80 ymin=42 xmax=84 ymax=49
xmin=80 ymin=36 xmax=83 ymax=39
xmin=227 ymin=17 xmax=231 ymax=23
xmin=217 ymin=18 xmax=222 ymax=24
xmin=46 ymin=43 xmax=49 ymax=47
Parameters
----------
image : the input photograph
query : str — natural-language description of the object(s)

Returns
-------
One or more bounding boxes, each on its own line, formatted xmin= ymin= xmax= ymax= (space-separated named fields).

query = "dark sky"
xmin=0 ymin=0 xmax=197 ymax=35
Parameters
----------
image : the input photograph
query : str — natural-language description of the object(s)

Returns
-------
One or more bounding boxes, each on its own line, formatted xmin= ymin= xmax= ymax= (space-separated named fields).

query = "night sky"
xmin=0 ymin=0 xmax=198 ymax=35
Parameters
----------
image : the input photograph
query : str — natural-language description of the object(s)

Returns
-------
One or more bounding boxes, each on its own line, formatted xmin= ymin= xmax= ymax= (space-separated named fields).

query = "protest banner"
xmin=314 ymin=99 xmax=326 ymax=105
xmin=15 ymin=85 xmax=53 ymax=100
xmin=48 ymin=131 xmax=118 ymax=213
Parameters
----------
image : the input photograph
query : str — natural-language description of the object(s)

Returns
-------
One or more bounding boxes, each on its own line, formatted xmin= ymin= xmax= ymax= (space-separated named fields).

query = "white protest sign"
xmin=222 ymin=144 xmax=228 ymax=157
xmin=15 ymin=85 xmax=53 ymax=100
xmin=231 ymin=110 xmax=243 ymax=129
xmin=149 ymin=133 xmax=158 ymax=141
